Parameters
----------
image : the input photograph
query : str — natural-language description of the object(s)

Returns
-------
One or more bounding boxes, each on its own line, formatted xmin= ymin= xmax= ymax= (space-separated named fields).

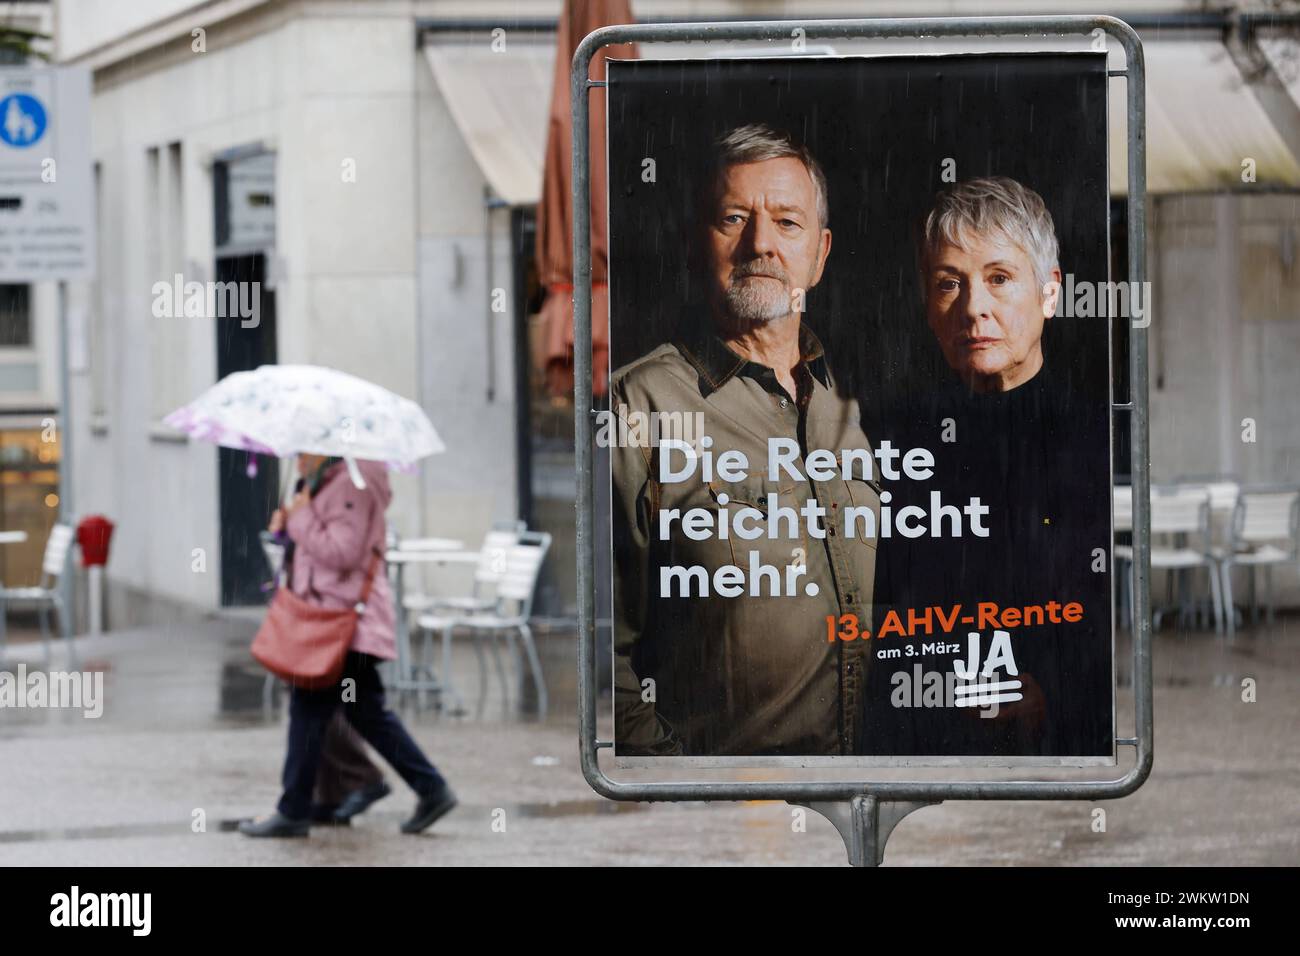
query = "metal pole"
xmin=57 ymin=280 xmax=77 ymax=663
xmin=87 ymin=565 xmax=102 ymax=637
xmin=485 ymin=186 xmax=497 ymax=404
xmin=572 ymin=39 xmax=600 ymax=791
xmin=1124 ymin=32 xmax=1155 ymax=790
xmin=574 ymin=15 xmax=1152 ymax=818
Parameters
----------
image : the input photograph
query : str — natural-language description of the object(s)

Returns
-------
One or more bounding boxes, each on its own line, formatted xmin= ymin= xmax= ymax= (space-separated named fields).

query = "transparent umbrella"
xmin=164 ymin=364 xmax=445 ymax=486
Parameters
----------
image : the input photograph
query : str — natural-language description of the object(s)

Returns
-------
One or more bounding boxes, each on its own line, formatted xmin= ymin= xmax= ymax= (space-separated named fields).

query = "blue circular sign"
xmin=0 ymin=93 xmax=47 ymax=147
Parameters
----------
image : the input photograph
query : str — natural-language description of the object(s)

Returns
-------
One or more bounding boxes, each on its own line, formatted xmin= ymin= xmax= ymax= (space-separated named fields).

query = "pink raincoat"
xmin=285 ymin=459 xmax=397 ymax=661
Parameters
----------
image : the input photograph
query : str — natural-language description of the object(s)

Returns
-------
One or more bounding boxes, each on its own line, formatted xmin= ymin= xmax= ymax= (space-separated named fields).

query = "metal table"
xmin=386 ymin=540 xmax=476 ymax=702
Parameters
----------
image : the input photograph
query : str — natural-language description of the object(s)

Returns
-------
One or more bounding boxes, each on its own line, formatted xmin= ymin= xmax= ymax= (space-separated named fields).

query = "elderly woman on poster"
xmin=862 ymin=177 xmax=1112 ymax=760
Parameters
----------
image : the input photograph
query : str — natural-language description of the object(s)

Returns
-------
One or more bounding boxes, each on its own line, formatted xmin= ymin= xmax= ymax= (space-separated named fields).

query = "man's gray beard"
xmin=723 ymin=277 xmax=792 ymax=324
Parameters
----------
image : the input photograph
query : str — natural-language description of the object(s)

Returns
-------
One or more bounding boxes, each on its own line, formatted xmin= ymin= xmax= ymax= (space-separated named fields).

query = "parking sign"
xmin=0 ymin=66 xmax=94 ymax=281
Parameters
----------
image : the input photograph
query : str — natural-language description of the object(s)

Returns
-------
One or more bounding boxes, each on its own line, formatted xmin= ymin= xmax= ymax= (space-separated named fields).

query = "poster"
xmin=606 ymin=53 xmax=1115 ymax=766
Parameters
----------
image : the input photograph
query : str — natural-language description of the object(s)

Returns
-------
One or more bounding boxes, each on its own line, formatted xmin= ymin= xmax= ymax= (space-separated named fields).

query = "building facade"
xmin=49 ymin=0 xmax=1300 ymax=623
xmin=0 ymin=2 xmax=60 ymax=591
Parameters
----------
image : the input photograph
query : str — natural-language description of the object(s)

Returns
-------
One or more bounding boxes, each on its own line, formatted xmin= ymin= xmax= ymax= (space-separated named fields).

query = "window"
xmin=0 ymin=284 xmax=31 ymax=347
xmin=150 ymin=141 xmax=189 ymax=422
xmin=91 ymin=160 xmax=107 ymax=418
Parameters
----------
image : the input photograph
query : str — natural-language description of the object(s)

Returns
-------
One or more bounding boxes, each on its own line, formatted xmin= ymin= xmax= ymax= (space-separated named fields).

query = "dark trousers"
xmin=312 ymin=710 xmax=385 ymax=808
xmin=278 ymin=652 xmax=447 ymax=820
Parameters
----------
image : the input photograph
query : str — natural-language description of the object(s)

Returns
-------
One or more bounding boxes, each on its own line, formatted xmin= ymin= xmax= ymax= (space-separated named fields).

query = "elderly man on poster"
xmin=610 ymin=124 xmax=881 ymax=758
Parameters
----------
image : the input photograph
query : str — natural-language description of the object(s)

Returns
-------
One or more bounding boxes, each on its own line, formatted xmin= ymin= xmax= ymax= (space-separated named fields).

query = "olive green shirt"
xmin=610 ymin=324 xmax=880 ymax=758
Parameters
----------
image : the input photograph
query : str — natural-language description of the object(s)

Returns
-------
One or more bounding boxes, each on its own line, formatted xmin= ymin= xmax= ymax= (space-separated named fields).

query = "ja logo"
xmin=0 ymin=93 xmax=47 ymax=147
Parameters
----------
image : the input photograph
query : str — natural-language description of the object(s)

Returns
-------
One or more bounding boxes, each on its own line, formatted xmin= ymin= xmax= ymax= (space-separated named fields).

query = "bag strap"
xmin=354 ymin=547 xmax=385 ymax=610
xmin=355 ymin=488 xmax=385 ymax=607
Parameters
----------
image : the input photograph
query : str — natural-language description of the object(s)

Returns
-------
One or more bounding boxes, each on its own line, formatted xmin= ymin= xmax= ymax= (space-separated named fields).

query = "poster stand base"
xmin=793 ymin=796 xmax=939 ymax=866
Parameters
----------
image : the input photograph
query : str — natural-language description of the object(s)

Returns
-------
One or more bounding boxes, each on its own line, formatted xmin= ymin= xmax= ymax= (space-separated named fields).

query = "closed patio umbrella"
xmin=536 ymin=0 xmax=637 ymax=399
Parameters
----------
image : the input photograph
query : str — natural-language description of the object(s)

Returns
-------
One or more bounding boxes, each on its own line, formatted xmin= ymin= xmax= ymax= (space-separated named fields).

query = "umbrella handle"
xmin=344 ymin=455 xmax=367 ymax=490
xmin=279 ymin=459 xmax=296 ymax=507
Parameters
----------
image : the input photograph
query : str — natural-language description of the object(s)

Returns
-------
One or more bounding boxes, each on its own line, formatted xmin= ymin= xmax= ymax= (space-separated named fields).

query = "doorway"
xmin=213 ymin=149 xmax=279 ymax=605
xmin=214 ymin=252 xmax=278 ymax=605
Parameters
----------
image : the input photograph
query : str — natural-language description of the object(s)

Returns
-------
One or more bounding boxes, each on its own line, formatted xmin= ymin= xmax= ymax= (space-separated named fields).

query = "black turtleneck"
xmin=860 ymin=367 xmax=1113 ymax=759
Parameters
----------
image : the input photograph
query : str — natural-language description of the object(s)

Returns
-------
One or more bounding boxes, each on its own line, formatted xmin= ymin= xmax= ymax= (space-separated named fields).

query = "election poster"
xmin=604 ymin=53 xmax=1115 ymax=765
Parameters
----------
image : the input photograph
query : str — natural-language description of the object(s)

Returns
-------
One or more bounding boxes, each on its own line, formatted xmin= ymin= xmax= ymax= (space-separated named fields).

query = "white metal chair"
xmin=1113 ymin=485 xmax=1133 ymax=533
xmin=1216 ymin=487 xmax=1300 ymax=637
xmin=398 ymin=522 xmax=523 ymax=711
xmin=402 ymin=523 xmax=524 ymax=618
xmin=1113 ymin=486 xmax=1133 ymax=628
xmin=1175 ymin=475 xmax=1241 ymax=514
xmin=416 ymin=530 xmax=551 ymax=719
xmin=1203 ymin=481 xmax=1240 ymax=514
xmin=0 ymin=524 xmax=76 ymax=664
xmin=1115 ymin=488 xmax=1223 ymax=633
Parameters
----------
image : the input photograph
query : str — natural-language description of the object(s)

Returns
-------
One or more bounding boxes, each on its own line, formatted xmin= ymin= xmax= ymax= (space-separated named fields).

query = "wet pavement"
xmin=0 ymin=612 xmax=1297 ymax=866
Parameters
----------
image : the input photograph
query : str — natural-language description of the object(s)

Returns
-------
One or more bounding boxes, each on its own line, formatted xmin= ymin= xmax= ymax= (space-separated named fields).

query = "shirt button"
xmin=779 ymin=398 xmax=789 ymax=408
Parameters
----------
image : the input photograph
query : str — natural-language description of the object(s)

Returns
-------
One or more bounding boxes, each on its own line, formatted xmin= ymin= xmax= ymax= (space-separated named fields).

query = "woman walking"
xmin=241 ymin=454 xmax=456 ymax=838
xmin=264 ymin=459 xmax=392 ymax=825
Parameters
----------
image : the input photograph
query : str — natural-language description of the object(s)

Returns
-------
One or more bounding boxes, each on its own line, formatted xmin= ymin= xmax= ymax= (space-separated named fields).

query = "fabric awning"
xmin=1111 ymin=40 xmax=1300 ymax=193
xmin=422 ymin=38 xmax=555 ymax=207
xmin=423 ymin=33 xmax=1300 ymax=200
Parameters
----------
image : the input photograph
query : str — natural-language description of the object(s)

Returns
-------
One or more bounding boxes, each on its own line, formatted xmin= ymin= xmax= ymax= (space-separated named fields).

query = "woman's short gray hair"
xmin=707 ymin=124 xmax=829 ymax=230
xmin=919 ymin=177 xmax=1060 ymax=291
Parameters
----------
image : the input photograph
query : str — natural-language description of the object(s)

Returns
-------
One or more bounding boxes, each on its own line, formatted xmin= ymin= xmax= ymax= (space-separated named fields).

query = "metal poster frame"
xmin=571 ymin=15 xmax=1151 ymax=865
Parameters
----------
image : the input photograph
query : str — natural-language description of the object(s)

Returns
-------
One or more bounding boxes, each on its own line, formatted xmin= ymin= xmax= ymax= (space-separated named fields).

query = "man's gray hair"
xmin=707 ymin=124 xmax=829 ymax=230
xmin=918 ymin=177 xmax=1060 ymax=292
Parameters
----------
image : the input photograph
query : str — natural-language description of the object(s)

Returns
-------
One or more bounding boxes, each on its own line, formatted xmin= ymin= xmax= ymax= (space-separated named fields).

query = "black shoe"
xmin=334 ymin=780 xmax=391 ymax=822
xmin=309 ymin=803 xmax=349 ymax=826
xmin=400 ymin=784 xmax=458 ymax=834
xmin=238 ymin=812 xmax=310 ymax=838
